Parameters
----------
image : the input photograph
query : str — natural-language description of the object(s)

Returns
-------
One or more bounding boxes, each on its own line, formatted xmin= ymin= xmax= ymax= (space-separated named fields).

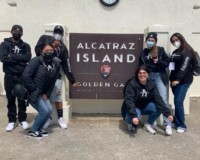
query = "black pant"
xmin=4 ymin=74 xmax=27 ymax=123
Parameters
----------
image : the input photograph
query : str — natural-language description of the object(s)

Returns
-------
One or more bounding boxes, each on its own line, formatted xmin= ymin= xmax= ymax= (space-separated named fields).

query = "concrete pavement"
xmin=0 ymin=96 xmax=200 ymax=160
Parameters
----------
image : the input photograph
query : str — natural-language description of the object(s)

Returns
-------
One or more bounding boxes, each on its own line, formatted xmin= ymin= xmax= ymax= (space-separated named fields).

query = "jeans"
xmin=171 ymin=83 xmax=191 ymax=129
xmin=4 ymin=74 xmax=26 ymax=122
xmin=125 ymin=102 xmax=161 ymax=125
xmin=30 ymin=96 xmax=52 ymax=131
xmin=149 ymin=72 xmax=171 ymax=126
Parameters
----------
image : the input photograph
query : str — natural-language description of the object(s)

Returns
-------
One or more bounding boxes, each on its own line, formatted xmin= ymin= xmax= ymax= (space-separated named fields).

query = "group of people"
xmin=0 ymin=24 xmax=80 ymax=139
xmin=0 ymin=24 xmax=195 ymax=139
xmin=122 ymin=32 xmax=195 ymax=135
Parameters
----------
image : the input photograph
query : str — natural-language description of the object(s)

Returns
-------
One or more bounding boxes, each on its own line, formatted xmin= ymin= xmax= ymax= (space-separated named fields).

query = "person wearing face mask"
xmin=0 ymin=24 xmax=32 ymax=132
xmin=138 ymin=32 xmax=172 ymax=136
xmin=169 ymin=33 xmax=195 ymax=134
xmin=21 ymin=43 xmax=61 ymax=139
xmin=35 ymin=25 xmax=80 ymax=130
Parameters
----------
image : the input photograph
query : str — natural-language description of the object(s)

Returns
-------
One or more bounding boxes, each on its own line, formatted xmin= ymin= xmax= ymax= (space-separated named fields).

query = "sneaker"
xmin=143 ymin=123 xmax=156 ymax=135
xmin=27 ymin=131 xmax=43 ymax=139
xmin=165 ymin=125 xmax=172 ymax=136
xmin=43 ymin=117 xmax=52 ymax=129
xmin=6 ymin=122 xmax=16 ymax=132
xmin=58 ymin=117 xmax=67 ymax=129
xmin=38 ymin=129 xmax=49 ymax=137
xmin=177 ymin=127 xmax=186 ymax=134
xmin=127 ymin=124 xmax=137 ymax=134
xmin=19 ymin=121 xmax=30 ymax=130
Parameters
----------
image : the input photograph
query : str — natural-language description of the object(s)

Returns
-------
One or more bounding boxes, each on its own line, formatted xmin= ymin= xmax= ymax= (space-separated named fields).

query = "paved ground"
xmin=0 ymin=96 xmax=200 ymax=160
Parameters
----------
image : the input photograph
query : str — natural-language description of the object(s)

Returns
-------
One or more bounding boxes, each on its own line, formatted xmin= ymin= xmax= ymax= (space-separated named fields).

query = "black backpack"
xmin=192 ymin=51 xmax=200 ymax=76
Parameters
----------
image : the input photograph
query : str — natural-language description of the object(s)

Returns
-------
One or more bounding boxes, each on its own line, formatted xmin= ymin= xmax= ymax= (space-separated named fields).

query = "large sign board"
xmin=69 ymin=33 xmax=143 ymax=99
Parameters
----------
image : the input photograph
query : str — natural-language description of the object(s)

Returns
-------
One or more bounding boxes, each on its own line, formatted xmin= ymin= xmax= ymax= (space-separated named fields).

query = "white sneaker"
xmin=19 ymin=121 xmax=30 ymax=130
xmin=6 ymin=122 xmax=16 ymax=132
xmin=58 ymin=117 xmax=67 ymax=129
xmin=165 ymin=125 xmax=172 ymax=136
xmin=43 ymin=118 xmax=52 ymax=129
xmin=177 ymin=127 xmax=186 ymax=134
xmin=143 ymin=123 xmax=156 ymax=135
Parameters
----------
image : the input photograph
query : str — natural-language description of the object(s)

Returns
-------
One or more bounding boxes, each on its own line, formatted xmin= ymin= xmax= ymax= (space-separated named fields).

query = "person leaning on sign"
xmin=35 ymin=25 xmax=80 ymax=129
xmin=0 ymin=25 xmax=32 ymax=132
xmin=138 ymin=32 xmax=172 ymax=136
xmin=121 ymin=65 xmax=173 ymax=135
xmin=169 ymin=33 xmax=195 ymax=134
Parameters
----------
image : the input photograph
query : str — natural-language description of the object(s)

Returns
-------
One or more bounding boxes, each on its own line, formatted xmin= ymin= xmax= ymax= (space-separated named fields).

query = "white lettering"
xmin=127 ymin=54 xmax=135 ymax=63
xmin=102 ymin=54 xmax=111 ymax=63
xmin=129 ymin=43 xmax=135 ymax=50
xmin=114 ymin=54 xmax=123 ymax=63
xmin=83 ymin=54 xmax=89 ymax=62
xmin=77 ymin=43 xmax=84 ymax=49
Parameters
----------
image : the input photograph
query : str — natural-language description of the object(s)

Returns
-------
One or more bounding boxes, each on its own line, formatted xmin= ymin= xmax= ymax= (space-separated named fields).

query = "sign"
xmin=69 ymin=33 xmax=143 ymax=99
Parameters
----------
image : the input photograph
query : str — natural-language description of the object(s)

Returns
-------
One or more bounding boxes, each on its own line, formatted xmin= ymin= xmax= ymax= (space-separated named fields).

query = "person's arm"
xmin=10 ymin=43 xmax=32 ymax=64
xmin=61 ymin=46 xmax=76 ymax=84
xmin=157 ymin=47 xmax=170 ymax=68
xmin=124 ymin=81 xmax=138 ymax=118
xmin=0 ymin=42 xmax=17 ymax=64
xmin=21 ymin=57 xmax=39 ymax=92
xmin=175 ymin=50 xmax=193 ymax=82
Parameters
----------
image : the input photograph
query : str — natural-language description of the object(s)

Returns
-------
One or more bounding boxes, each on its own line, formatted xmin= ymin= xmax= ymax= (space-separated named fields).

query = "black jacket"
xmin=170 ymin=49 xmax=193 ymax=84
xmin=121 ymin=77 xmax=171 ymax=120
xmin=139 ymin=47 xmax=170 ymax=86
xmin=34 ymin=35 xmax=75 ymax=84
xmin=0 ymin=37 xmax=31 ymax=76
xmin=21 ymin=56 xmax=60 ymax=104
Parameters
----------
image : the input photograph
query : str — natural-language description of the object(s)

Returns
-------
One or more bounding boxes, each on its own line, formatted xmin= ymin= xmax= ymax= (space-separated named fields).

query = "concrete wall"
xmin=0 ymin=0 xmax=200 ymax=116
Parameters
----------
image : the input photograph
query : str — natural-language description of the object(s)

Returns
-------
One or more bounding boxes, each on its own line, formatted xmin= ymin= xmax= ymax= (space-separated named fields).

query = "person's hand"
xmin=152 ymin=56 xmax=158 ymax=63
xmin=41 ymin=94 xmax=47 ymax=100
xmin=168 ymin=115 xmax=173 ymax=122
xmin=171 ymin=80 xmax=179 ymax=87
xmin=132 ymin=117 xmax=139 ymax=125
xmin=72 ymin=82 xmax=81 ymax=87
xmin=52 ymin=40 xmax=61 ymax=48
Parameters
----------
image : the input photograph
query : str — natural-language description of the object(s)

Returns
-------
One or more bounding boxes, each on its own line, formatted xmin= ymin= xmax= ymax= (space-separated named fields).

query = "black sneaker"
xmin=27 ymin=131 xmax=43 ymax=139
xmin=38 ymin=129 xmax=49 ymax=137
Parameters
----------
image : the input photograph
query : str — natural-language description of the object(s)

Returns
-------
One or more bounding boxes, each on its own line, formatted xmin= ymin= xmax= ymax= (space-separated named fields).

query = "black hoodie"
xmin=121 ymin=77 xmax=171 ymax=119
xmin=0 ymin=37 xmax=31 ymax=76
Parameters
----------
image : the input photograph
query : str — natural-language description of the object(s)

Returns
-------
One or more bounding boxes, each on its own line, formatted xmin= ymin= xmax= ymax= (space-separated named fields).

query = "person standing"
xmin=35 ymin=25 xmax=80 ymax=129
xmin=0 ymin=25 xmax=32 ymax=132
xmin=169 ymin=33 xmax=194 ymax=133
xmin=138 ymin=32 xmax=172 ymax=135
xmin=121 ymin=65 xmax=173 ymax=135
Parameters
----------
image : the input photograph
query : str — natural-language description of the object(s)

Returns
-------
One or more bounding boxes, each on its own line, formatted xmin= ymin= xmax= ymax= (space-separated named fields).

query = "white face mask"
xmin=53 ymin=34 xmax=62 ymax=41
xmin=173 ymin=41 xmax=181 ymax=49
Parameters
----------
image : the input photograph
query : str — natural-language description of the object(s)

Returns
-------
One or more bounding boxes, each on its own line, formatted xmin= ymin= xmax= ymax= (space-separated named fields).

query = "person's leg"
xmin=31 ymin=96 xmax=52 ymax=132
xmin=172 ymin=83 xmax=190 ymax=131
xmin=4 ymin=75 xmax=17 ymax=123
xmin=17 ymin=98 xmax=30 ymax=130
xmin=141 ymin=102 xmax=161 ymax=134
xmin=141 ymin=102 xmax=161 ymax=125
xmin=149 ymin=72 xmax=170 ymax=125
xmin=53 ymin=79 xmax=67 ymax=129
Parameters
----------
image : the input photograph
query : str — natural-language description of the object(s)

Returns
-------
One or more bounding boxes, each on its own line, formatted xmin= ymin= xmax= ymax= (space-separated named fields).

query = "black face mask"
xmin=43 ymin=52 xmax=55 ymax=61
xmin=12 ymin=32 xmax=22 ymax=41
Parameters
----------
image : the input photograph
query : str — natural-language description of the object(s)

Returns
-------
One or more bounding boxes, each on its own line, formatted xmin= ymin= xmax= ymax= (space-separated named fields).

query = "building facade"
xmin=0 ymin=0 xmax=200 ymax=119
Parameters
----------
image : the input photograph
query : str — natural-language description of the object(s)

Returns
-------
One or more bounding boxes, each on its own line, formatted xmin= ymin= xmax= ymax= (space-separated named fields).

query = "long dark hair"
xmin=135 ymin=65 xmax=149 ymax=82
xmin=170 ymin=33 xmax=194 ymax=53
